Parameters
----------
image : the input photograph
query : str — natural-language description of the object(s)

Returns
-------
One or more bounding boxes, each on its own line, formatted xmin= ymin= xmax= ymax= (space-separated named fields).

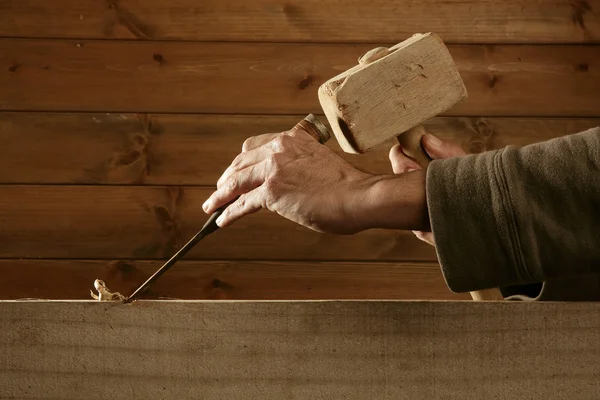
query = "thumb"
xmin=422 ymin=134 xmax=467 ymax=160
xmin=389 ymin=144 xmax=422 ymax=174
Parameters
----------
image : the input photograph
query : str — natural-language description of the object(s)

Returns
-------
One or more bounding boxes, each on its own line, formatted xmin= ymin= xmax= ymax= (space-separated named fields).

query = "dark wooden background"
xmin=1 ymin=0 xmax=599 ymax=300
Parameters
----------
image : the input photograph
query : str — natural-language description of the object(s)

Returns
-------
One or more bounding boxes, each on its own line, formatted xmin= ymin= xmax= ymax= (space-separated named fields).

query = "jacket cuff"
xmin=425 ymin=149 xmax=538 ymax=293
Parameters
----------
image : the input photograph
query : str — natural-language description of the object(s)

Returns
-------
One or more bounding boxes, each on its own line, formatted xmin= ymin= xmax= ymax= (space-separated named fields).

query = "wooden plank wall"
xmin=1 ymin=0 xmax=599 ymax=301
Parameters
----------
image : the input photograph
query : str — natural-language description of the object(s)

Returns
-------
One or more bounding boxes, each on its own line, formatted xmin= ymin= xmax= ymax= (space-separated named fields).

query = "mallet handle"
xmin=299 ymin=115 xmax=503 ymax=302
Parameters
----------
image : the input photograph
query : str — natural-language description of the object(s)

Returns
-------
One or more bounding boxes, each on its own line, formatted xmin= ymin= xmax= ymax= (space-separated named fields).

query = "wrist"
xmin=349 ymin=170 xmax=430 ymax=232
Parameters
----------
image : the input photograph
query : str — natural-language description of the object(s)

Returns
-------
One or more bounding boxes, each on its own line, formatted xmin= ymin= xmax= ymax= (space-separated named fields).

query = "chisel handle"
xmin=293 ymin=114 xmax=331 ymax=144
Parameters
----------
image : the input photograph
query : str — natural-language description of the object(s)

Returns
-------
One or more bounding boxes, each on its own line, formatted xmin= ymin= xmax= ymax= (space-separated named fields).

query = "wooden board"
xmin=1 ymin=0 xmax=599 ymax=44
xmin=1 ymin=40 xmax=599 ymax=116
xmin=0 ymin=185 xmax=436 ymax=261
xmin=3 ymin=112 xmax=599 ymax=185
xmin=1 ymin=300 xmax=600 ymax=398
xmin=0 ymin=259 xmax=467 ymax=300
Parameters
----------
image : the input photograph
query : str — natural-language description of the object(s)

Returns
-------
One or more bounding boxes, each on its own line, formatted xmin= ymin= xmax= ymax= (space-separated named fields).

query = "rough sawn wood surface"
xmin=1 ymin=300 xmax=599 ymax=399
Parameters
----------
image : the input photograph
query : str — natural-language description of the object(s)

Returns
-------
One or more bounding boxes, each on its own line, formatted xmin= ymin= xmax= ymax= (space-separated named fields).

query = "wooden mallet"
xmin=298 ymin=32 xmax=503 ymax=301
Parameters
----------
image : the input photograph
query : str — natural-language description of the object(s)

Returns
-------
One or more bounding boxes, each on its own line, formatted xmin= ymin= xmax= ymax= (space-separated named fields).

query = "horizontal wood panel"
xmin=1 ymin=0 xmax=599 ymax=44
xmin=2 ymin=112 xmax=599 ymax=185
xmin=2 ymin=301 xmax=600 ymax=398
xmin=0 ymin=185 xmax=436 ymax=261
xmin=0 ymin=259 xmax=466 ymax=300
xmin=1 ymin=40 xmax=599 ymax=116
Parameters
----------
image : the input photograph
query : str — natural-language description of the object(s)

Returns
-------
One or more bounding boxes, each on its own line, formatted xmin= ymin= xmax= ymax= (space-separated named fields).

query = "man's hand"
xmin=389 ymin=133 xmax=467 ymax=245
xmin=202 ymin=125 xmax=430 ymax=235
xmin=202 ymin=127 xmax=382 ymax=234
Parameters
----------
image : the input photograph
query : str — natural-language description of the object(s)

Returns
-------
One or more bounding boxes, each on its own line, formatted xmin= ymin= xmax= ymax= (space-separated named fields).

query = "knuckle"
xmin=236 ymin=196 xmax=246 ymax=210
xmin=266 ymin=154 xmax=282 ymax=174
xmin=242 ymin=137 xmax=254 ymax=152
xmin=232 ymin=153 xmax=243 ymax=167
xmin=279 ymin=134 xmax=293 ymax=146
xmin=226 ymin=175 xmax=239 ymax=191
xmin=261 ymin=181 xmax=278 ymax=209
xmin=269 ymin=134 xmax=293 ymax=152
xmin=269 ymin=137 xmax=284 ymax=152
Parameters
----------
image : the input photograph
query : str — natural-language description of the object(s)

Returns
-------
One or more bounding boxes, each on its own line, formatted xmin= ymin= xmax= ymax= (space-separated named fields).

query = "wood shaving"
xmin=90 ymin=279 xmax=126 ymax=301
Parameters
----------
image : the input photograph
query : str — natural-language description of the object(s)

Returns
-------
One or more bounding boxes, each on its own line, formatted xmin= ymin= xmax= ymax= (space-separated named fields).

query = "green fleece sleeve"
xmin=426 ymin=126 xmax=600 ymax=293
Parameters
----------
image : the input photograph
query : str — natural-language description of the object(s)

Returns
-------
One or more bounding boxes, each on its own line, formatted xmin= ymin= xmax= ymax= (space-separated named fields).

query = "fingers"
xmin=217 ymin=144 xmax=270 ymax=188
xmin=412 ymin=230 xmax=436 ymax=246
xmin=204 ymin=125 xmax=316 ymax=225
xmin=421 ymin=134 xmax=467 ymax=160
xmin=203 ymin=161 xmax=267 ymax=214
xmin=390 ymin=135 xmax=467 ymax=175
xmin=392 ymin=132 xmax=465 ymax=249
xmin=215 ymin=188 xmax=265 ymax=227
xmin=218 ymin=132 xmax=300 ymax=188
xmin=389 ymin=144 xmax=421 ymax=174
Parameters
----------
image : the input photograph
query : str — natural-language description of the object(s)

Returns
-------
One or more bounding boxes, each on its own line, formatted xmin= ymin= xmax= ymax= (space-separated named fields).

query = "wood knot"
xmin=8 ymin=63 xmax=20 ymax=73
xmin=466 ymin=140 xmax=486 ymax=154
xmin=212 ymin=278 xmax=233 ymax=290
xmin=138 ymin=113 xmax=163 ymax=136
xmin=141 ymin=164 xmax=151 ymax=179
xmin=470 ymin=119 xmax=493 ymax=153
xmin=153 ymin=53 xmax=165 ymax=65
xmin=154 ymin=206 xmax=176 ymax=232
xmin=282 ymin=3 xmax=300 ymax=16
xmin=570 ymin=0 xmax=592 ymax=29
xmin=575 ymin=63 xmax=589 ymax=72
xmin=113 ymin=260 xmax=135 ymax=274
xmin=476 ymin=119 xmax=494 ymax=137
xmin=488 ymin=75 xmax=498 ymax=88
xmin=298 ymin=74 xmax=313 ymax=90
xmin=134 ymin=135 xmax=147 ymax=146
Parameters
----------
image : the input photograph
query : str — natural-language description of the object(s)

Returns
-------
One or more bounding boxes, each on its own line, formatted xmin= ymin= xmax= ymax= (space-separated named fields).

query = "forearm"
xmin=349 ymin=170 xmax=430 ymax=232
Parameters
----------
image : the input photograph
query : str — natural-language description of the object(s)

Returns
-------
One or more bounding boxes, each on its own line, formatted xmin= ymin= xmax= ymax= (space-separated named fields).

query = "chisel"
xmin=123 ymin=114 xmax=330 ymax=303
xmin=123 ymin=204 xmax=226 ymax=303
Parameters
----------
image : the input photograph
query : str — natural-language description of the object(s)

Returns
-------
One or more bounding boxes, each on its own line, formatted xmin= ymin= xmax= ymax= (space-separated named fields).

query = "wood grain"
xmin=1 ymin=40 xmax=599 ymax=116
xmin=0 ymin=259 xmax=466 ymax=300
xmin=4 ymin=113 xmax=599 ymax=185
xmin=2 ymin=300 xmax=600 ymax=399
xmin=1 ymin=0 xmax=598 ymax=44
xmin=0 ymin=185 xmax=436 ymax=261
